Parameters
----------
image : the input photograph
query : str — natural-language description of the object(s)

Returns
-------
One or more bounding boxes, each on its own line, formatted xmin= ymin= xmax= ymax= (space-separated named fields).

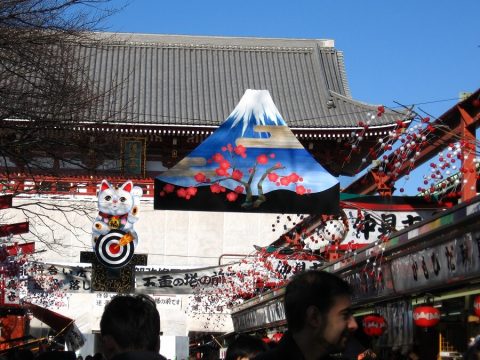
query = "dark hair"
xmin=36 ymin=351 xmax=76 ymax=360
xmin=6 ymin=349 xmax=35 ymax=360
xmin=100 ymin=294 xmax=160 ymax=351
xmin=225 ymin=334 xmax=268 ymax=360
xmin=284 ymin=270 xmax=352 ymax=332
xmin=465 ymin=339 xmax=480 ymax=360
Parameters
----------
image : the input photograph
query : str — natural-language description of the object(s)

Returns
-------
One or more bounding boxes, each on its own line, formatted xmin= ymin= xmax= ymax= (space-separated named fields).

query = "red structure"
xmin=0 ymin=195 xmax=32 ymax=352
xmin=362 ymin=314 xmax=387 ymax=337
xmin=344 ymin=90 xmax=480 ymax=202
xmin=0 ymin=309 xmax=29 ymax=351
xmin=473 ymin=296 xmax=480 ymax=317
xmin=0 ymin=222 xmax=29 ymax=238
xmin=412 ymin=306 xmax=440 ymax=328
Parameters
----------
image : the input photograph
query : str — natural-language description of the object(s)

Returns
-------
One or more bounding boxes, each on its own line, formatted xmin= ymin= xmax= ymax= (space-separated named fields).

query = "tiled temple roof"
xmin=81 ymin=33 xmax=402 ymax=129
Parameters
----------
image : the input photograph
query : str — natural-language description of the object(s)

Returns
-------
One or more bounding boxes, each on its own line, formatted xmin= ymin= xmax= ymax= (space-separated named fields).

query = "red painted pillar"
xmin=458 ymin=106 xmax=477 ymax=202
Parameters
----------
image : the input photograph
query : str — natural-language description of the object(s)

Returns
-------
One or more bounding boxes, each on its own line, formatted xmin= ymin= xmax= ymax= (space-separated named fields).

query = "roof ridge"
xmin=330 ymin=90 xmax=383 ymax=109
xmin=94 ymin=31 xmax=335 ymax=48
xmin=336 ymin=51 xmax=351 ymax=98
xmin=330 ymin=91 xmax=408 ymax=117
xmin=97 ymin=41 xmax=317 ymax=53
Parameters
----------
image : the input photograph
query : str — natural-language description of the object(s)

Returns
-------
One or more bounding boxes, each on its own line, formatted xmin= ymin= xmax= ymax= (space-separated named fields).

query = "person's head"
xmin=357 ymin=349 xmax=377 ymax=360
xmin=465 ymin=339 xmax=480 ymax=360
xmin=225 ymin=334 xmax=268 ymax=360
xmin=7 ymin=349 xmax=35 ymax=360
xmin=100 ymin=294 xmax=160 ymax=359
xmin=284 ymin=270 xmax=357 ymax=353
xmin=36 ymin=352 xmax=76 ymax=360
xmin=407 ymin=349 xmax=420 ymax=360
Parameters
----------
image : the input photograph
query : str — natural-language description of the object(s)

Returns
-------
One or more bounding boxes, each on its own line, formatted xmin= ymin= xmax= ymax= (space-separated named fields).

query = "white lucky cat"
xmin=92 ymin=179 xmax=143 ymax=247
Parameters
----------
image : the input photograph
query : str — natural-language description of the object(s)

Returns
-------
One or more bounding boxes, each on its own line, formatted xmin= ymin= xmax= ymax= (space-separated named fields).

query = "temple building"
xmin=2 ymin=32 xmax=404 ymax=185
xmin=0 ymin=33 xmax=414 ymax=357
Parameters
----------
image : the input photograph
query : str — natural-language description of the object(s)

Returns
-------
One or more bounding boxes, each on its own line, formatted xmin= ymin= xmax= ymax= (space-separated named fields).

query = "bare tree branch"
xmin=0 ymin=0 xmax=128 ymax=252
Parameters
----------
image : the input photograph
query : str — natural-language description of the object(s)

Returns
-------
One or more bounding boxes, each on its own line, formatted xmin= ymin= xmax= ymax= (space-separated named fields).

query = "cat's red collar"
xmin=98 ymin=212 xmax=129 ymax=219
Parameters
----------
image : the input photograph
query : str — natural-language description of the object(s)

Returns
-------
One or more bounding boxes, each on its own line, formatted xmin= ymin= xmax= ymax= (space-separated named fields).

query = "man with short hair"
xmin=225 ymin=334 xmax=268 ymax=360
xmin=255 ymin=270 xmax=358 ymax=360
xmin=100 ymin=294 xmax=166 ymax=360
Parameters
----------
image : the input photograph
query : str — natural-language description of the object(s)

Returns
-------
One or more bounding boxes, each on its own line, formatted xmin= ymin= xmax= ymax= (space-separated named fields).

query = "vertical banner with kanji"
xmin=121 ymin=137 xmax=146 ymax=177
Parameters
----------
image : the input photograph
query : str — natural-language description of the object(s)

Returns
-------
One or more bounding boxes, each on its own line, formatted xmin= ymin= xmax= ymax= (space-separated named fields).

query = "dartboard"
xmin=94 ymin=230 xmax=134 ymax=268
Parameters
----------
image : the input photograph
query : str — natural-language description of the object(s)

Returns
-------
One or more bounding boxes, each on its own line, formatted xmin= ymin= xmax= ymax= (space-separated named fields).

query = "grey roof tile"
xmin=83 ymin=33 xmax=401 ymax=129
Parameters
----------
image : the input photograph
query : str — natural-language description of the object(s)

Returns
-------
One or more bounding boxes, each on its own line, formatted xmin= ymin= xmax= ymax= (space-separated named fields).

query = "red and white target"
xmin=94 ymin=230 xmax=134 ymax=268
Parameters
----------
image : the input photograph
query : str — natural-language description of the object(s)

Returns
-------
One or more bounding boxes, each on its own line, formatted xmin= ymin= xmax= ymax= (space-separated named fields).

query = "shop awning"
xmin=25 ymin=303 xmax=85 ymax=351
xmin=26 ymin=302 xmax=74 ymax=334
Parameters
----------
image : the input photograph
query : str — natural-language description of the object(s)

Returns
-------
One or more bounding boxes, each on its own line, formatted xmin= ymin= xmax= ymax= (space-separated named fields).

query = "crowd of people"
xmin=2 ymin=270 xmax=478 ymax=359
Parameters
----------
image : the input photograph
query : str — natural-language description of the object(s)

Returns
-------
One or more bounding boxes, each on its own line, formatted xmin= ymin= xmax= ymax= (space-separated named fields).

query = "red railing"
xmin=0 ymin=174 xmax=155 ymax=198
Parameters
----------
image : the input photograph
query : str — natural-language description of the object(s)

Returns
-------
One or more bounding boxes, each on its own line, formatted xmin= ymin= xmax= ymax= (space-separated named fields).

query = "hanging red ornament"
xmin=261 ymin=337 xmax=271 ymax=344
xmin=412 ymin=305 xmax=440 ymax=327
xmin=473 ymin=295 xmax=480 ymax=317
xmin=362 ymin=314 xmax=386 ymax=337
xmin=272 ymin=332 xmax=284 ymax=342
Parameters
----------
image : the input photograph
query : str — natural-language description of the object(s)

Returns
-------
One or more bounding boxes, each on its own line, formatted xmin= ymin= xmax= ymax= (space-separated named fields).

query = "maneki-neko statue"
xmin=92 ymin=179 xmax=143 ymax=268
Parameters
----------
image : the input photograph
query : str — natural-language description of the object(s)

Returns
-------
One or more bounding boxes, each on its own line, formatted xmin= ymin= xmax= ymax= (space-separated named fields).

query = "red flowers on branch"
xmin=159 ymin=144 xmax=311 ymax=207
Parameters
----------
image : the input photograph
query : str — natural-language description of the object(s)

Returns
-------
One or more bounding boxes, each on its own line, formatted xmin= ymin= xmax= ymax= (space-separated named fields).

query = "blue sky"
xmin=102 ymin=0 xmax=479 ymax=118
xmin=99 ymin=0 xmax=479 ymax=194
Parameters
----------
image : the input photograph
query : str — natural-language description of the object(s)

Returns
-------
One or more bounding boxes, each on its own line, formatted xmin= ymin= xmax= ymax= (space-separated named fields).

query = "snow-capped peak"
xmin=227 ymin=89 xmax=286 ymax=135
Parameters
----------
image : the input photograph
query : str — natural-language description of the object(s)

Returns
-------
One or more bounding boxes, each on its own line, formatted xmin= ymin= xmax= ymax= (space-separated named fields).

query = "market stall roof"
xmin=25 ymin=303 xmax=73 ymax=334
xmin=25 ymin=302 xmax=85 ymax=351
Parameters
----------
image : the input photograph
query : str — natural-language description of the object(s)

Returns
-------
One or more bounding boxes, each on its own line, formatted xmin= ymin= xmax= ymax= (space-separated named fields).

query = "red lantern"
xmin=261 ymin=337 xmax=271 ymax=344
xmin=474 ymin=296 xmax=480 ymax=317
xmin=271 ymin=332 xmax=283 ymax=342
xmin=362 ymin=314 xmax=386 ymax=337
xmin=413 ymin=306 xmax=440 ymax=327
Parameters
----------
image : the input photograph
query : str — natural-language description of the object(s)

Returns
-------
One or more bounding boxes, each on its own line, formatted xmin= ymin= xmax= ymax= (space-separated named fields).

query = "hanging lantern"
xmin=261 ymin=337 xmax=271 ymax=344
xmin=322 ymin=219 xmax=347 ymax=243
xmin=362 ymin=314 xmax=386 ymax=337
xmin=473 ymin=295 xmax=480 ymax=317
xmin=271 ymin=332 xmax=284 ymax=342
xmin=413 ymin=305 xmax=440 ymax=327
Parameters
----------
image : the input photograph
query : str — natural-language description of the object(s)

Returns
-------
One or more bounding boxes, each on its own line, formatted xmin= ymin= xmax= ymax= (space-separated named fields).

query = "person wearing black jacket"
xmin=100 ymin=294 xmax=166 ymax=360
xmin=254 ymin=271 xmax=358 ymax=360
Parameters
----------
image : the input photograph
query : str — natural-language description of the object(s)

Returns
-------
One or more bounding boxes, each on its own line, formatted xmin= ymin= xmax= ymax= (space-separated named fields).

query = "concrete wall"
xmin=10 ymin=197 xmax=280 ymax=268
xmin=6 ymin=195 xmax=284 ymax=346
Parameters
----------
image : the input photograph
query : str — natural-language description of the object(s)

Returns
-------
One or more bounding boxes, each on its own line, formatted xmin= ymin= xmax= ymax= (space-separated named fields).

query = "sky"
xmin=97 ymin=0 xmax=480 ymax=194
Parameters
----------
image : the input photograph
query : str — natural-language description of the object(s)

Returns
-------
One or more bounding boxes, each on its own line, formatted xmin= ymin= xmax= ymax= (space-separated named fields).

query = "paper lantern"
xmin=272 ymin=332 xmax=283 ymax=342
xmin=413 ymin=306 xmax=440 ymax=327
xmin=322 ymin=219 xmax=347 ymax=243
xmin=362 ymin=314 xmax=386 ymax=337
xmin=474 ymin=295 xmax=480 ymax=317
xmin=261 ymin=337 xmax=271 ymax=344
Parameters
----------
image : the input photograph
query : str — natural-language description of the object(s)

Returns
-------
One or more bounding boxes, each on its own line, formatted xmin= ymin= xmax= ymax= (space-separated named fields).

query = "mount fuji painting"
xmin=154 ymin=89 xmax=339 ymax=214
